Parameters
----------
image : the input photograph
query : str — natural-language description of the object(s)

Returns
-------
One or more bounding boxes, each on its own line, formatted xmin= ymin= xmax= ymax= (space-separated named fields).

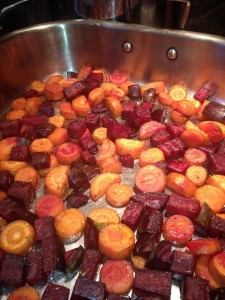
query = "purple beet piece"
xmin=137 ymin=208 xmax=163 ymax=240
xmin=207 ymin=153 xmax=225 ymax=175
xmin=20 ymin=124 xmax=36 ymax=140
xmin=17 ymin=137 xmax=31 ymax=146
xmin=202 ymin=101 xmax=225 ymax=123
xmin=0 ymin=249 xmax=4 ymax=264
xmin=66 ymin=191 xmax=89 ymax=209
xmin=34 ymin=216 xmax=56 ymax=243
xmin=166 ymin=123 xmax=185 ymax=138
xmin=151 ymin=108 xmax=167 ymax=124
xmin=134 ymin=269 xmax=172 ymax=298
xmin=67 ymin=119 xmax=87 ymax=139
xmin=132 ymin=192 xmax=169 ymax=211
xmin=31 ymin=151 xmax=51 ymax=170
xmin=147 ymin=241 xmax=172 ymax=271
xmin=71 ymin=278 xmax=106 ymax=300
xmin=79 ymin=249 xmax=102 ymax=280
xmin=118 ymin=154 xmax=134 ymax=168
xmin=122 ymin=201 xmax=144 ymax=231
xmin=79 ymin=135 xmax=98 ymax=154
xmin=159 ymin=138 xmax=185 ymax=162
xmin=0 ymin=198 xmax=37 ymax=224
xmin=42 ymin=237 xmax=66 ymax=277
xmin=198 ymin=143 xmax=219 ymax=155
xmin=0 ymin=254 xmax=25 ymax=287
xmin=128 ymin=125 xmax=138 ymax=138
xmin=170 ymin=250 xmax=194 ymax=275
xmin=84 ymin=217 xmax=99 ymax=250
xmin=181 ymin=276 xmax=210 ymax=300
xmin=71 ymin=161 xmax=99 ymax=180
xmin=38 ymin=100 xmax=54 ymax=117
xmin=194 ymin=80 xmax=217 ymax=103
xmin=10 ymin=145 xmax=30 ymax=162
xmin=107 ymin=122 xmax=130 ymax=140
xmin=143 ymin=88 xmax=156 ymax=103
xmin=219 ymin=238 xmax=225 ymax=252
xmin=7 ymin=181 xmax=36 ymax=209
xmin=82 ymin=77 xmax=101 ymax=95
xmin=41 ymin=282 xmax=70 ymax=300
xmin=170 ymin=137 xmax=186 ymax=158
xmin=91 ymin=102 xmax=107 ymax=114
xmin=81 ymin=150 xmax=96 ymax=166
xmin=0 ymin=119 xmax=21 ymax=138
xmin=216 ymin=139 xmax=225 ymax=156
xmin=85 ymin=113 xmax=101 ymax=132
xmin=132 ymin=288 xmax=163 ymax=300
xmin=22 ymin=115 xmax=47 ymax=126
xmin=150 ymin=129 xmax=171 ymax=147
xmin=26 ymin=250 xmax=46 ymax=286
xmin=128 ymin=84 xmax=142 ymax=101
xmin=108 ymin=295 xmax=131 ymax=300
xmin=65 ymin=245 xmax=84 ymax=277
xmin=124 ymin=106 xmax=151 ymax=129
xmin=88 ymin=71 xmax=104 ymax=83
xmin=22 ymin=89 xmax=38 ymax=98
xmin=0 ymin=170 xmax=14 ymax=191
xmin=167 ymin=160 xmax=188 ymax=174
xmin=121 ymin=100 xmax=137 ymax=119
xmin=209 ymin=215 xmax=225 ymax=238
xmin=35 ymin=123 xmax=56 ymax=138
xmin=64 ymin=81 xmax=86 ymax=101
xmin=210 ymin=288 xmax=225 ymax=300
xmin=154 ymin=160 xmax=168 ymax=174
xmin=101 ymin=113 xmax=117 ymax=128
xmin=166 ymin=194 xmax=200 ymax=220
xmin=134 ymin=233 xmax=158 ymax=258
xmin=68 ymin=166 xmax=90 ymax=192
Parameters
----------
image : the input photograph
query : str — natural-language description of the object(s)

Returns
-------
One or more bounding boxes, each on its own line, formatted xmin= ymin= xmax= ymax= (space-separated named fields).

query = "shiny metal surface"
xmin=0 ymin=0 xmax=29 ymax=20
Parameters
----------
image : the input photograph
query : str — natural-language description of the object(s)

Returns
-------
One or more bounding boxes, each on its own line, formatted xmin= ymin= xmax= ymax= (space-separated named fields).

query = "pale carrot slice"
xmin=7 ymin=286 xmax=40 ymax=300
xmin=207 ymin=174 xmax=225 ymax=193
xmin=72 ymin=95 xmax=91 ymax=117
xmin=59 ymin=101 xmax=76 ymax=120
xmin=0 ymin=161 xmax=29 ymax=176
xmin=106 ymin=183 xmax=133 ymax=207
xmin=92 ymin=127 xmax=107 ymax=145
xmin=30 ymin=138 xmax=54 ymax=154
xmin=185 ymin=166 xmax=208 ymax=187
xmin=15 ymin=166 xmax=40 ymax=189
xmin=183 ymin=148 xmax=207 ymax=166
xmin=48 ymin=115 xmax=65 ymax=128
xmin=6 ymin=109 xmax=27 ymax=121
xmin=96 ymin=139 xmax=116 ymax=162
xmin=139 ymin=148 xmax=165 ymax=167
xmin=47 ymin=128 xmax=68 ymax=146
xmin=87 ymin=207 xmax=120 ymax=230
xmin=11 ymin=97 xmax=26 ymax=110
xmin=30 ymin=80 xmax=46 ymax=95
xmin=45 ymin=165 xmax=70 ymax=198
xmin=166 ymin=172 xmax=197 ymax=198
xmin=168 ymin=84 xmax=187 ymax=102
xmin=35 ymin=194 xmax=65 ymax=218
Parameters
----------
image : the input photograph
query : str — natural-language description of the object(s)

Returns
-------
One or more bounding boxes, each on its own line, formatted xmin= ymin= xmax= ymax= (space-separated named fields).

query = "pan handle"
xmin=166 ymin=0 xmax=191 ymax=29
xmin=0 ymin=0 xmax=29 ymax=20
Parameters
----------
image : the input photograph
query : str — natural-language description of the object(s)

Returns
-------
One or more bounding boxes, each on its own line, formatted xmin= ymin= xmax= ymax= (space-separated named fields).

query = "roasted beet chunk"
xmin=84 ymin=217 xmax=99 ymax=250
xmin=0 ymin=170 xmax=14 ymax=191
xmin=35 ymin=123 xmax=56 ymax=138
xmin=151 ymin=108 xmax=167 ymax=124
xmin=91 ymin=102 xmax=107 ymax=114
xmin=79 ymin=135 xmax=98 ymax=154
xmin=26 ymin=250 xmax=46 ymax=286
xmin=125 ymin=105 xmax=151 ymax=129
xmin=107 ymin=122 xmax=130 ymax=140
xmin=128 ymin=84 xmax=142 ymax=101
xmin=166 ymin=123 xmax=185 ymax=138
xmin=65 ymin=245 xmax=84 ymax=278
xmin=0 ymin=198 xmax=37 ymax=224
xmin=67 ymin=119 xmax=87 ymax=139
xmin=10 ymin=145 xmax=30 ymax=162
xmin=121 ymin=101 xmax=137 ymax=119
xmin=159 ymin=138 xmax=185 ymax=162
xmin=41 ymin=282 xmax=70 ymax=300
xmin=108 ymin=295 xmax=131 ymax=300
xmin=64 ymin=81 xmax=86 ymax=101
xmin=82 ymin=77 xmax=101 ymax=95
xmin=34 ymin=216 xmax=56 ymax=242
xmin=167 ymin=160 xmax=188 ymax=174
xmin=202 ymin=101 xmax=225 ymax=123
xmin=0 ymin=119 xmax=21 ymax=138
xmin=81 ymin=150 xmax=96 ymax=166
xmin=22 ymin=89 xmax=39 ymax=98
xmin=38 ymin=100 xmax=54 ymax=117
xmin=207 ymin=153 xmax=225 ymax=175
xmin=20 ymin=124 xmax=36 ymax=140
xmin=7 ymin=181 xmax=36 ymax=208
xmin=88 ymin=71 xmax=103 ymax=83
xmin=121 ymin=201 xmax=144 ymax=231
xmin=22 ymin=115 xmax=47 ymax=126
xmin=118 ymin=154 xmax=134 ymax=168
xmin=150 ymin=129 xmax=171 ymax=147
xmin=181 ymin=276 xmax=210 ymax=300
xmin=209 ymin=215 xmax=225 ymax=238
xmin=31 ymin=151 xmax=50 ymax=170
xmin=134 ymin=233 xmax=158 ymax=258
xmin=134 ymin=269 xmax=172 ymax=298
xmin=132 ymin=192 xmax=169 ymax=211
xmin=101 ymin=113 xmax=117 ymax=128
xmin=71 ymin=278 xmax=106 ymax=300
xmin=66 ymin=191 xmax=89 ymax=209
xmin=147 ymin=241 xmax=172 ymax=271
xmin=0 ymin=254 xmax=25 ymax=287
xmin=170 ymin=250 xmax=194 ymax=275
xmin=143 ymin=88 xmax=156 ymax=103
xmin=85 ymin=113 xmax=101 ymax=133
xmin=194 ymin=80 xmax=217 ymax=103
xmin=68 ymin=166 xmax=90 ymax=192
xmin=71 ymin=161 xmax=99 ymax=181
xmin=79 ymin=249 xmax=102 ymax=280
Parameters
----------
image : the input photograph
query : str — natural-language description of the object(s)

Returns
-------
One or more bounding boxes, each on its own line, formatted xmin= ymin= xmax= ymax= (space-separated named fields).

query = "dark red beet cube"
xmin=159 ymin=138 xmax=185 ymax=161
xmin=166 ymin=123 xmax=185 ymax=138
xmin=65 ymin=245 xmax=84 ymax=277
xmin=121 ymin=201 xmax=144 ymax=231
xmin=20 ymin=124 xmax=36 ymax=140
xmin=66 ymin=191 xmax=89 ymax=209
xmin=134 ymin=233 xmax=158 ymax=258
xmin=143 ymin=87 xmax=156 ymax=103
xmin=64 ymin=81 xmax=86 ymax=101
xmin=170 ymin=250 xmax=194 ymax=275
xmin=101 ymin=113 xmax=117 ymax=128
xmin=41 ymin=282 xmax=70 ymax=300
xmin=35 ymin=123 xmax=56 ymax=138
xmin=70 ymin=161 xmax=99 ymax=181
xmin=202 ymin=101 xmax=225 ymax=123
xmin=150 ymin=129 xmax=171 ymax=147
xmin=82 ymin=77 xmax=101 ymax=95
xmin=207 ymin=153 xmax=225 ymax=175
xmin=38 ymin=100 xmax=54 ymax=117
xmin=209 ymin=215 xmax=225 ymax=238
xmin=128 ymin=84 xmax=142 ymax=101
xmin=26 ymin=250 xmax=46 ymax=286
xmin=0 ymin=198 xmax=37 ymax=224
xmin=181 ymin=277 xmax=210 ymax=300
xmin=167 ymin=160 xmax=188 ymax=174
xmin=79 ymin=135 xmax=98 ymax=154
xmin=22 ymin=115 xmax=47 ymax=126
xmin=17 ymin=137 xmax=31 ymax=146
xmin=7 ymin=181 xmax=36 ymax=208
xmin=84 ymin=217 xmax=99 ymax=250
xmin=132 ymin=192 xmax=169 ymax=211
xmin=91 ymin=102 xmax=107 ymax=114
xmin=125 ymin=105 xmax=151 ymax=129
xmin=194 ymin=81 xmax=217 ymax=103
xmin=81 ymin=150 xmax=96 ymax=166
xmin=68 ymin=119 xmax=87 ymax=139
xmin=34 ymin=216 xmax=56 ymax=242
xmin=85 ymin=113 xmax=101 ymax=133
xmin=121 ymin=101 xmax=137 ymax=119
xmin=0 ymin=254 xmax=25 ymax=287
xmin=154 ymin=160 xmax=168 ymax=174
xmin=118 ymin=154 xmax=134 ymax=168
xmin=0 ymin=119 xmax=21 ymax=138
xmin=88 ymin=72 xmax=103 ymax=83
xmin=68 ymin=166 xmax=90 ymax=192
xmin=31 ymin=151 xmax=50 ymax=170
xmin=147 ymin=241 xmax=172 ymax=271
xmin=216 ymin=139 xmax=225 ymax=157
xmin=151 ymin=108 xmax=167 ymax=124
xmin=134 ymin=269 xmax=172 ymax=298
xmin=71 ymin=278 xmax=106 ymax=300
xmin=22 ymin=89 xmax=39 ymax=98
xmin=79 ymin=249 xmax=102 ymax=280
xmin=0 ymin=170 xmax=14 ymax=191
xmin=107 ymin=122 xmax=130 ymax=140
xmin=198 ymin=143 xmax=219 ymax=155
xmin=10 ymin=145 xmax=30 ymax=162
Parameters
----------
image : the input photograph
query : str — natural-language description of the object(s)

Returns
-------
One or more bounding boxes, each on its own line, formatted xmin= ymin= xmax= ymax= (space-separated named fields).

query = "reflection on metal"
xmin=0 ymin=0 xmax=29 ymax=20
xmin=122 ymin=41 xmax=133 ymax=53
xmin=167 ymin=47 xmax=178 ymax=60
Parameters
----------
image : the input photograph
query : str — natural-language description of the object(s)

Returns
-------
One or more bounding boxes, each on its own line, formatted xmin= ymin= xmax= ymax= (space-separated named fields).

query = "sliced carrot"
xmin=55 ymin=142 xmax=81 ymax=165
xmin=183 ymin=148 xmax=207 ymax=166
xmin=166 ymin=172 xmax=197 ymax=198
xmin=0 ymin=137 xmax=18 ymax=161
xmin=186 ymin=239 xmax=221 ymax=256
xmin=58 ymin=77 xmax=78 ymax=88
xmin=181 ymin=129 xmax=205 ymax=148
xmin=72 ymin=95 xmax=91 ymax=117
xmin=87 ymin=207 xmax=120 ymax=230
xmin=15 ymin=166 xmax=40 ymax=189
xmin=44 ymin=83 xmax=64 ymax=101
xmin=88 ymin=87 xmax=106 ymax=107
xmin=35 ymin=194 xmax=65 ymax=218
xmin=100 ymin=259 xmax=134 ymax=294
xmin=131 ymin=255 xmax=146 ymax=270
xmin=30 ymin=138 xmax=54 ymax=154
xmin=0 ymin=161 xmax=29 ymax=176
xmin=0 ymin=190 xmax=6 ymax=201
xmin=99 ymin=223 xmax=135 ymax=260
xmin=172 ymin=99 xmax=198 ymax=116
xmin=25 ymin=97 xmax=42 ymax=115
xmin=185 ymin=166 xmax=208 ymax=187
xmin=54 ymin=208 xmax=85 ymax=242
xmin=141 ymin=81 xmax=166 ymax=94
xmin=11 ymin=97 xmax=26 ymax=110
xmin=171 ymin=110 xmax=189 ymax=124
xmin=96 ymin=139 xmax=116 ymax=162
xmin=194 ymin=184 xmax=225 ymax=213
xmin=139 ymin=148 xmax=165 ymax=167
xmin=6 ymin=109 xmax=27 ymax=121
xmin=115 ymin=138 xmax=146 ymax=159
xmin=101 ymin=82 xmax=117 ymax=95
xmin=103 ymin=96 xmax=122 ymax=117
xmin=45 ymin=165 xmax=70 ymax=197
xmin=163 ymin=215 xmax=194 ymax=244
xmin=0 ymin=220 xmax=35 ymax=255
xmin=158 ymin=92 xmax=173 ymax=106
xmin=98 ymin=156 xmax=122 ymax=174
xmin=106 ymin=183 xmax=133 ymax=207
xmin=168 ymin=84 xmax=187 ymax=102
xmin=197 ymin=100 xmax=210 ymax=121
xmin=47 ymin=127 xmax=68 ymax=146
xmin=185 ymin=97 xmax=201 ymax=111
xmin=109 ymin=74 xmax=128 ymax=85
xmin=38 ymin=154 xmax=59 ymax=177
xmin=7 ymin=286 xmax=40 ymax=300
xmin=45 ymin=74 xmax=63 ymax=85
xmin=185 ymin=120 xmax=210 ymax=144
xmin=109 ymin=87 xmax=125 ymax=101
xmin=135 ymin=165 xmax=166 ymax=193
xmin=30 ymin=79 xmax=46 ymax=95
xmin=208 ymin=252 xmax=225 ymax=285
xmin=48 ymin=115 xmax=65 ymax=128
xmin=59 ymin=101 xmax=76 ymax=119
xmin=207 ymin=174 xmax=225 ymax=193
xmin=198 ymin=121 xmax=224 ymax=143
xmin=92 ymin=127 xmax=107 ymax=145
xmin=138 ymin=121 xmax=166 ymax=140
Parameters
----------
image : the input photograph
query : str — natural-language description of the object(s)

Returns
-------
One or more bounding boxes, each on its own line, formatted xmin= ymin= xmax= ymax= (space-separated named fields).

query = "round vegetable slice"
xmin=35 ymin=194 xmax=65 ymax=218
xmin=7 ymin=286 xmax=40 ymax=300
xmin=106 ymin=183 xmax=133 ymax=207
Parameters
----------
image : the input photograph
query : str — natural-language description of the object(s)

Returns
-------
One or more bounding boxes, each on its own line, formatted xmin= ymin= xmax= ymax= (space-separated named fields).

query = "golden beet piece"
xmin=106 ymin=183 xmax=133 ymax=207
xmin=96 ymin=139 xmax=116 ymax=163
xmin=88 ymin=87 xmax=106 ymax=107
xmin=115 ymin=138 xmax=146 ymax=159
xmin=207 ymin=174 xmax=225 ymax=193
xmin=98 ymin=156 xmax=122 ymax=174
xmin=166 ymin=172 xmax=196 ymax=198
xmin=88 ymin=207 xmax=120 ymax=230
xmin=72 ymin=95 xmax=91 ymax=117
xmin=30 ymin=138 xmax=54 ymax=154
xmin=59 ymin=101 xmax=76 ymax=120
xmin=103 ymin=96 xmax=122 ymax=117
xmin=139 ymin=148 xmax=165 ymax=167
xmin=0 ymin=161 xmax=29 ymax=176
xmin=181 ymin=129 xmax=205 ymax=148
xmin=92 ymin=127 xmax=107 ymax=145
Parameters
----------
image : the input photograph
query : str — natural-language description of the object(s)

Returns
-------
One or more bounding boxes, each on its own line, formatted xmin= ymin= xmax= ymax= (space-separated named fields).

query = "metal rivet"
xmin=167 ymin=47 xmax=178 ymax=60
xmin=122 ymin=41 xmax=133 ymax=53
